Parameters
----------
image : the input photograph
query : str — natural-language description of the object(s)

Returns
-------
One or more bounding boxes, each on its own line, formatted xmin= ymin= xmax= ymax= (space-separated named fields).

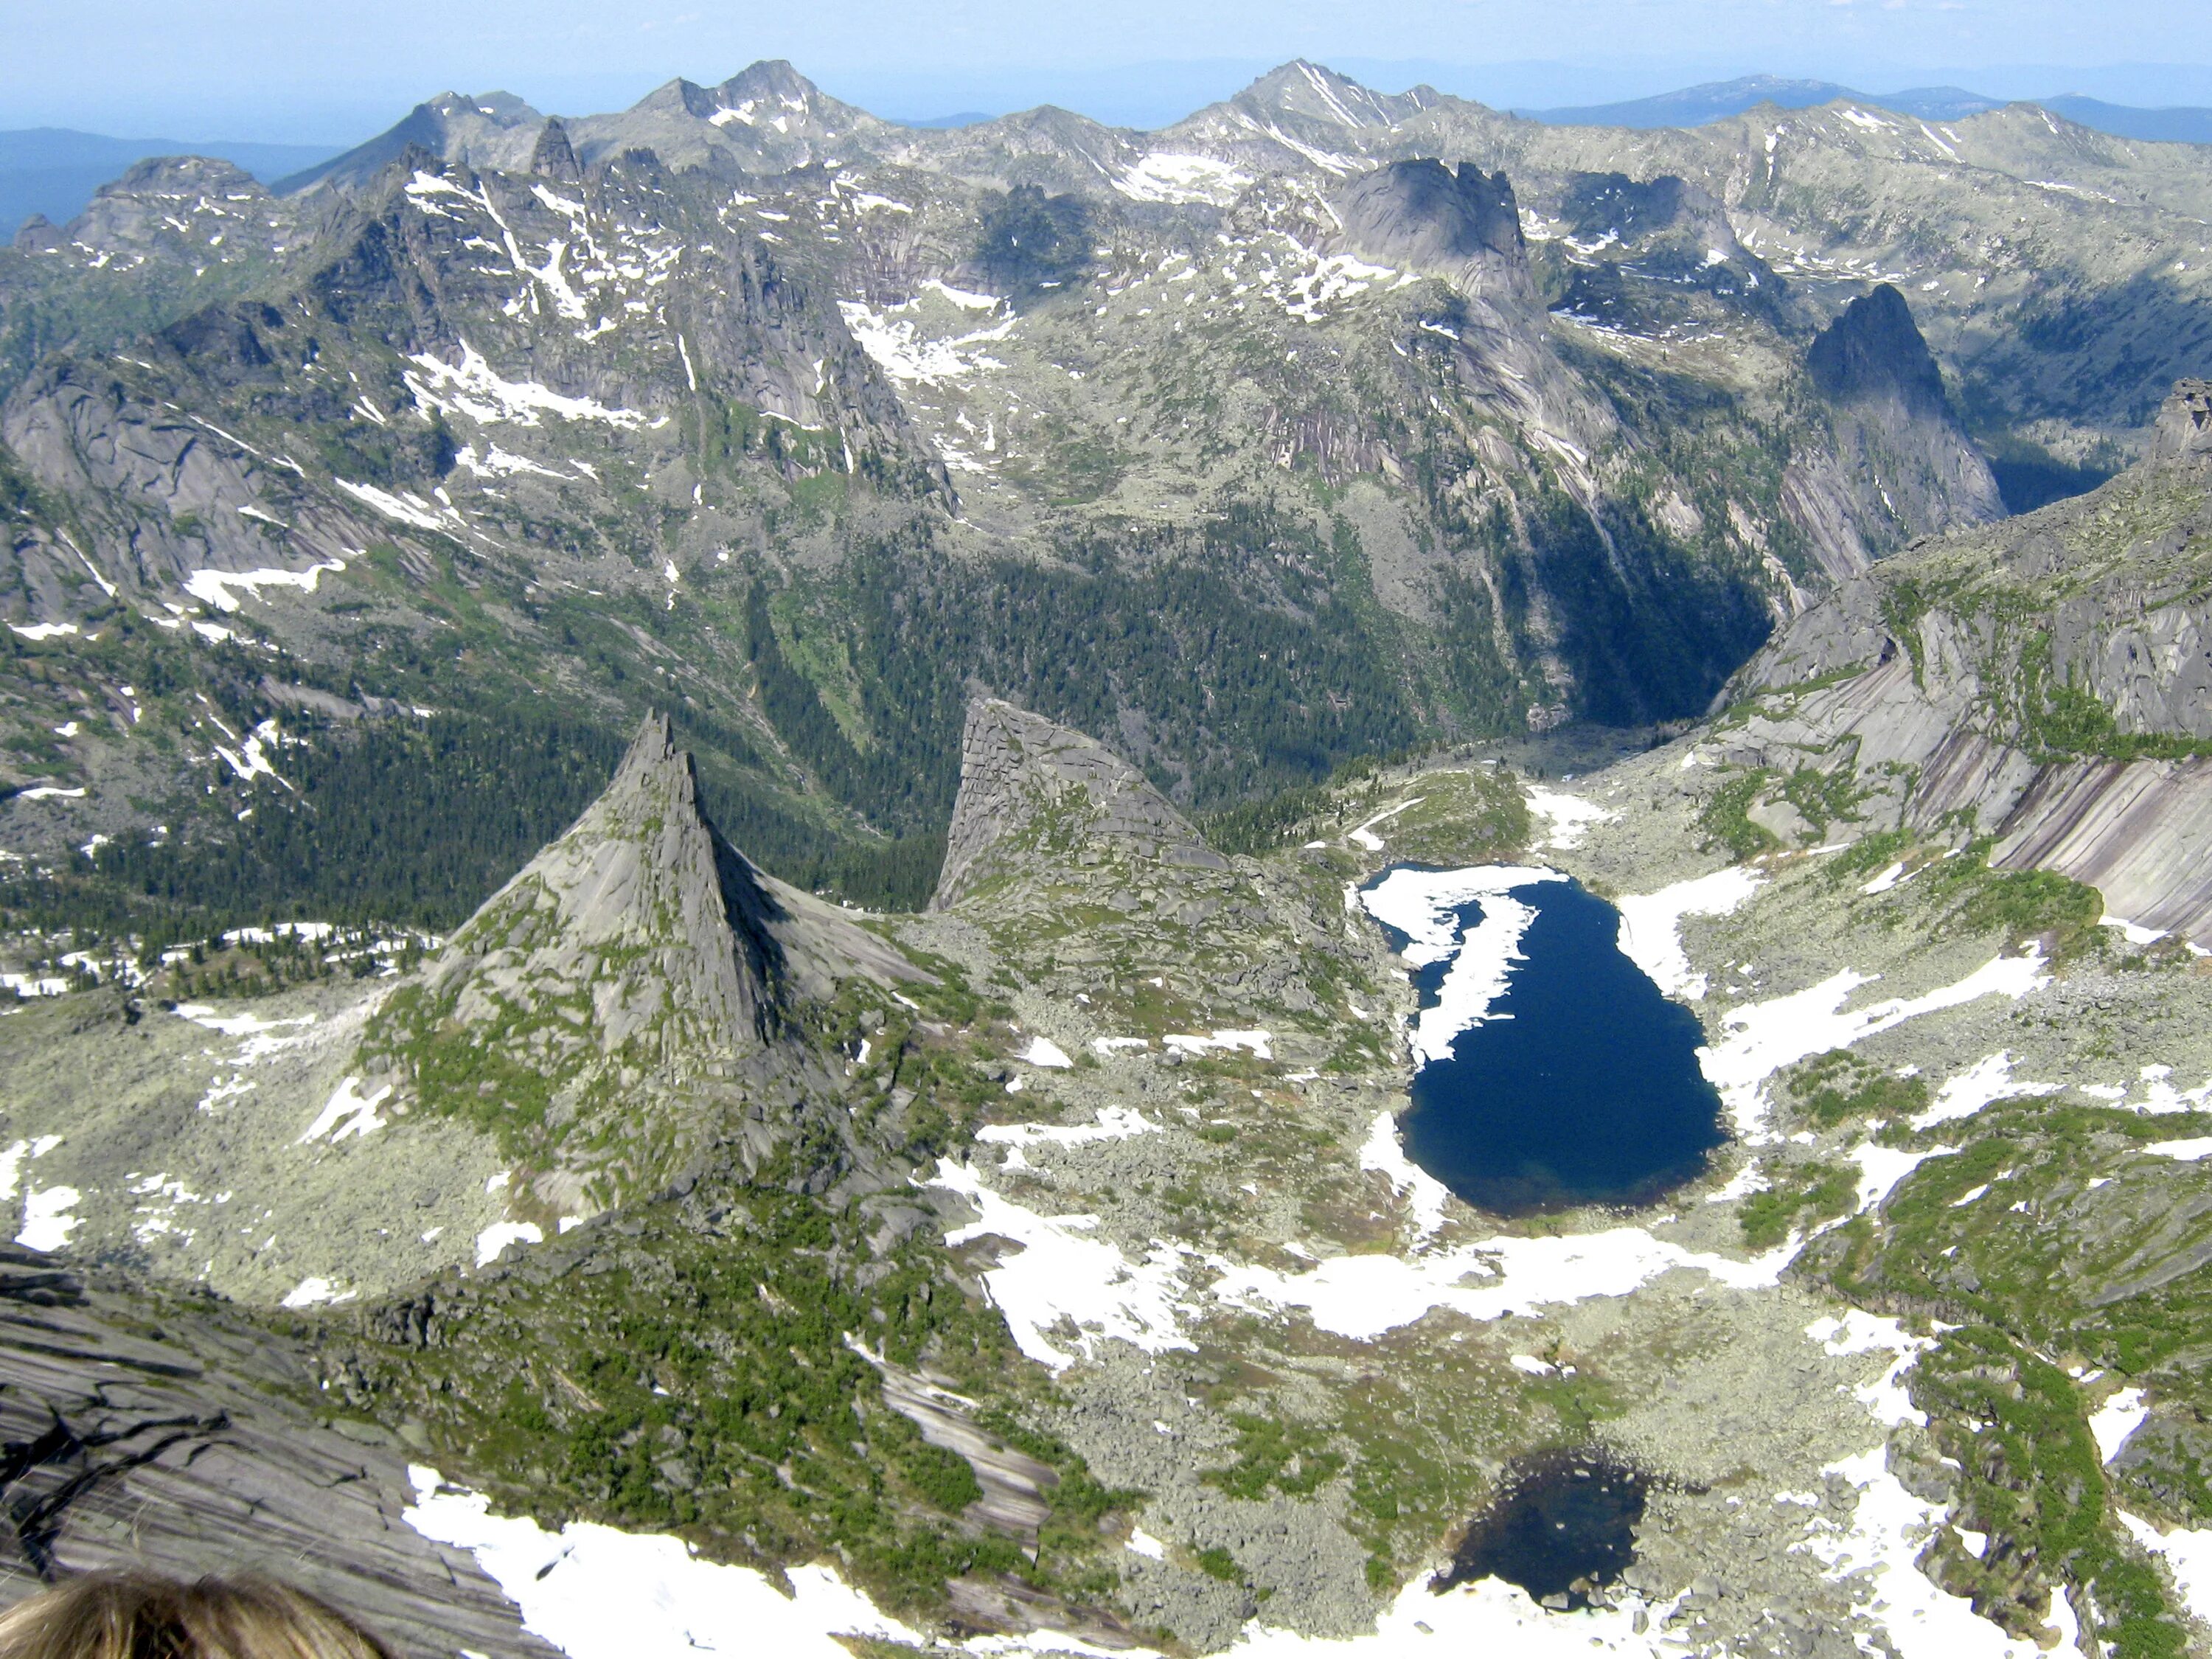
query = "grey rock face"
xmin=2150 ymin=377 xmax=2212 ymax=459
xmin=275 ymin=91 xmax=545 ymax=195
xmin=1335 ymin=159 xmax=1524 ymax=274
xmin=1807 ymin=284 xmax=1948 ymax=417
xmin=0 ymin=1245 xmax=554 ymax=1659
xmin=933 ymin=698 xmax=1225 ymax=909
xmin=415 ymin=709 xmax=783 ymax=1053
xmin=361 ymin=714 xmax=920 ymax=1206
xmin=1730 ymin=378 xmax=2212 ymax=939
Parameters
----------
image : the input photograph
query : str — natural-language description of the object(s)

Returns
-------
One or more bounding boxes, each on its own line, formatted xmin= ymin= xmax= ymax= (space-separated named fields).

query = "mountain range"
xmin=4 ymin=49 xmax=2212 ymax=1659
xmin=1522 ymin=74 xmax=2212 ymax=145
xmin=0 ymin=128 xmax=339 ymax=246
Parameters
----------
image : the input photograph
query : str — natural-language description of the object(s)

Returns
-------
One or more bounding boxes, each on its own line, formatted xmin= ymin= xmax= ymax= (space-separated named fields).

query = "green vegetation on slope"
xmin=340 ymin=1184 xmax=1136 ymax=1621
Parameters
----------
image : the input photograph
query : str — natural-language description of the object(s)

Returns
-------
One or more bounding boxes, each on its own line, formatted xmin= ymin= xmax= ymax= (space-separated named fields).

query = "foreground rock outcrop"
xmin=933 ymin=698 xmax=1227 ymax=908
xmin=1725 ymin=378 xmax=2212 ymax=940
xmin=0 ymin=1245 xmax=551 ymax=1659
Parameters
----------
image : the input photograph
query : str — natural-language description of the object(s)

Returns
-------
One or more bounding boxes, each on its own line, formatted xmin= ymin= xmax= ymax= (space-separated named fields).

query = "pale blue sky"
xmin=7 ymin=0 xmax=2211 ymax=142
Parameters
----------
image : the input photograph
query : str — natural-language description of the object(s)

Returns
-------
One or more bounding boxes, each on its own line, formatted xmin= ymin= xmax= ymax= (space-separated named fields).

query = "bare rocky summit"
xmin=933 ymin=697 xmax=1227 ymax=908
xmin=361 ymin=713 xmax=920 ymax=1213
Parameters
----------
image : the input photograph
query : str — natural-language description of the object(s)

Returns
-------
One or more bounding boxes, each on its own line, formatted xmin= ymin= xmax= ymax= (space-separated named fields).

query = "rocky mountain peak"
xmin=1336 ymin=159 xmax=1525 ymax=273
xmin=716 ymin=59 xmax=832 ymax=107
xmin=1235 ymin=60 xmax=1417 ymax=130
xmin=2150 ymin=378 xmax=2212 ymax=461
xmin=275 ymin=90 xmax=544 ymax=195
xmin=1806 ymin=283 xmax=1948 ymax=416
xmin=529 ymin=117 xmax=582 ymax=182
xmin=932 ymin=699 xmax=1225 ymax=909
xmin=466 ymin=709 xmax=780 ymax=1040
xmin=357 ymin=713 xmax=798 ymax=1201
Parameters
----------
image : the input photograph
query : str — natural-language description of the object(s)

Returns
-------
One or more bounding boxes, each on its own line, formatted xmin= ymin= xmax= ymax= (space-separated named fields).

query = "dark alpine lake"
xmin=1437 ymin=1447 xmax=1649 ymax=1607
xmin=1371 ymin=869 xmax=1726 ymax=1216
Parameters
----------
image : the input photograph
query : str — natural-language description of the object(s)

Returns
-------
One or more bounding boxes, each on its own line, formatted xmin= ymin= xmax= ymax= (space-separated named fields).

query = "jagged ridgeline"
xmin=0 ymin=58 xmax=2058 ymax=945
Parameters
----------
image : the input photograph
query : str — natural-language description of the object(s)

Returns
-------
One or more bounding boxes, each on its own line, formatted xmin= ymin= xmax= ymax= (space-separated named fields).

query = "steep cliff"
xmin=361 ymin=714 xmax=922 ymax=1213
xmin=1800 ymin=285 xmax=2006 ymax=566
xmin=1718 ymin=378 xmax=2212 ymax=939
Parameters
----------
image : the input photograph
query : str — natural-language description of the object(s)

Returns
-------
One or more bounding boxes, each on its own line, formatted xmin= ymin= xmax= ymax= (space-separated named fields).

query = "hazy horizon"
xmin=6 ymin=0 xmax=2211 ymax=145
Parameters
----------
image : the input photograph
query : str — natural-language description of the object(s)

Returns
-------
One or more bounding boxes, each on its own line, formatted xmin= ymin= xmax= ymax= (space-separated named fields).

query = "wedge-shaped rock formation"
xmin=0 ymin=1245 xmax=553 ymax=1659
xmin=1730 ymin=378 xmax=2212 ymax=941
xmin=1799 ymin=285 xmax=2004 ymax=561
xmin=361 ymin=714 xmax=917 ymax=1209
xmin=933 ymin=698 xmax=1225 ymax=908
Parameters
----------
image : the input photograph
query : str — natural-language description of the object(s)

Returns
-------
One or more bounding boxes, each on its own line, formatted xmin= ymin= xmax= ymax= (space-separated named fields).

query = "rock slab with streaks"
xmin=0 ymin=1245 xmax=555 ymax=1659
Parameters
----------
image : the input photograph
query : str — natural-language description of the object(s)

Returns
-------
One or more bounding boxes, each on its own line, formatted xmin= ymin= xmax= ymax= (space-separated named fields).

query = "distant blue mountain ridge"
xmin=0 ymin=128 xmax=338 ymax=243
xmin=1520 ymin=74 xmax=2212 ymax=144
xmin=10 ymin=72 xmax=2212 ymax=244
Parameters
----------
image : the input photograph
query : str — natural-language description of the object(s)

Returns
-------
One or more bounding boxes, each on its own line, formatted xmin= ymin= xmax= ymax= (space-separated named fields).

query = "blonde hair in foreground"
xmin=0 ymin=1570 xmax=394 ymax=1659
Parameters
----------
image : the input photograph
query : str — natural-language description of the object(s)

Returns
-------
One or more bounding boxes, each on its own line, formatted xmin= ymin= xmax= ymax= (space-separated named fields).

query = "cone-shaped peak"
xmin=359 ymin=711 xmax=790 ymax=1205
xmin=933 ymin=698 xmax=1224 ymax=909
xmin=1236 ymin=61 xmax=1408 ymax=129
xmin=530 ymin=116 xmax=582 ymax=183
xmin=1807 ymin=284 xmax=1947 ymax=417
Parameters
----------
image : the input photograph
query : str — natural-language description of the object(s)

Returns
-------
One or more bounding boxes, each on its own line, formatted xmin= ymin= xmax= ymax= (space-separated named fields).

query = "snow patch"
xmin=1795 ymin=1445 xmax=2063 ymax=1658
xmin=1360 ymin=1110 xmax=1453 ymax=1243
xmin=1615 ymin=866 xmax=1763 ymax=1001
xmin=1913 ymin=1053 xmax=2061 ymax=1129
xmin=1700 ymin=951 xmax=2049 ymax=1141
xmin=1526 ymin=786 xmax=1615 ymax=850
xmin=1126 ymin=1526 xmax=1168 ymax=1560
xmin=279 ymin=1276 xmax=355 ymax=1309
xmin=1346 ymin=797 xmax=1422 ymax=850
xmin=1017 ymin=1037 xmax=1073 ymax=1069
xmin=476 ymin=1221 xmax=544 ymax=1267
xmin=927 ymin=1158 xmax=1195 ymax=1373
xmin=406 ymin=340 xmax=647 ymax=428
xmin=2090 ymin=1387 xmax=2148 ymax=1463
xmin=1360 ymin=864 xmax=1564 ymax=1065
xmin=1114 ymin=153 xmax=1253 ymax=206
xmin=2120 ymin=1512 xmax=2212 ymax=1626
xmin=17 ymin=1185 xmax=80 ymax=1251
xmin=333 ymin=479 xmax=462 ymax=537
xmin=836 ymin=293 xmax=1012 ymax=386
xmin=299 ymin=1075 xmax=393 ymax=1144
xmin=1211 ymin=1225 xmax=1794 ymax=1343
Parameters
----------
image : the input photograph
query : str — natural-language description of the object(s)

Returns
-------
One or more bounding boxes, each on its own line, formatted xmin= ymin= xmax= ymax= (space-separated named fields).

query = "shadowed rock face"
xmin=0 ymin=1245 xmax=553 ymax=1659
xmin=1792 ymin=284 xmax=2005 ymax=558
xmin=1335 ymin=159 xmax=1524 ymax=276
xmin=1807 ymin=284 xmax=1949 ymax=417
xmin=933 ymin=698 xmax=1225 ymax=909
xmin=360 ymin=713 xmax=922 ymax=1208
